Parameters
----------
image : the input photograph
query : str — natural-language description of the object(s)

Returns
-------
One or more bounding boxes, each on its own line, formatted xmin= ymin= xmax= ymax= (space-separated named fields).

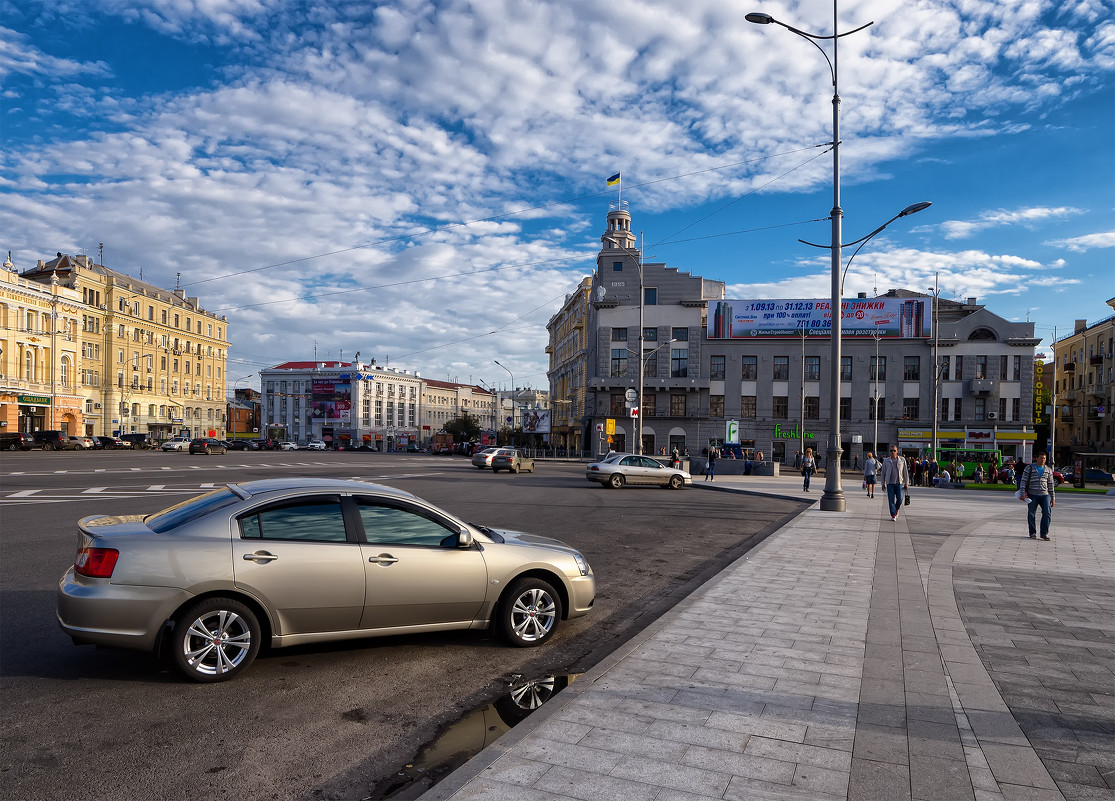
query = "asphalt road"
xmin=0 ymin=450 xmax=807 ymax=800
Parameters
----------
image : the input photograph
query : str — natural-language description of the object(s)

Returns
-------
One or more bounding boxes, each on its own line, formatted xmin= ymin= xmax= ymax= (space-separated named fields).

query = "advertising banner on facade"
xmin=708 ymin=298 xmax=929 ymax=339
xmin=312 ymin=378 xmax=352 ymax=422
xmin=522 ymin=408 xmax=551 ymax=434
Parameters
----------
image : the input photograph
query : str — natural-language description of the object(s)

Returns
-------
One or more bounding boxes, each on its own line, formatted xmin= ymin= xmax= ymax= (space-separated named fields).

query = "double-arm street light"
xmin=630 ymin=338 xmax=677 ymax=453
xmin=493 ymin=360 xmax=515 ymax=446
xmin=747 ymin=5 xmax=930 ymax=511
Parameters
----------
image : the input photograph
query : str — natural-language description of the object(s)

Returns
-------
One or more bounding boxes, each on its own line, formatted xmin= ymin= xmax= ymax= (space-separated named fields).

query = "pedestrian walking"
xmin=705 ymin=446 xmax=717 ymax=481
xmin=1018 ymin=451 xmax=1056 ymax=540
xmin=863 ymin=452 xmax=880 ymax=498
xmin=800 ymin=447 xmax=817 ymax=492
xmin=853 ymin=453 xmax=860 ymax=470
xmin=793 ymin=450 xmax=801 ymax=470
xmin=913 ymin=458 xmax=923 ymax=487
xmin=881 ymin=446 xmax=910 ymax=521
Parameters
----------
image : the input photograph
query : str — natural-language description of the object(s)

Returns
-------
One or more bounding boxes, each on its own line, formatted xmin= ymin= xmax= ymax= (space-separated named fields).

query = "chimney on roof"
xmin=1075 ymin=319 xmax=1087 ymax=334
xmin=857 ymin=292 xmax=867 ymax=299
xmin=967 ymin=297 xmax=977 ymax=305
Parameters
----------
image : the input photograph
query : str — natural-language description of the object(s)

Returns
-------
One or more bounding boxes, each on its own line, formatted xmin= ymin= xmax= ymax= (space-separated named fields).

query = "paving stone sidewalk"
xmin=420 ymin=477 xmax=1114 ymax=801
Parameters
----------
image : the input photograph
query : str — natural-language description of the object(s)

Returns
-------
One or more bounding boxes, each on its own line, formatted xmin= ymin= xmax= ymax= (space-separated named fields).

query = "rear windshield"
xmin=146 ymin=488 xmax=241 ymax=534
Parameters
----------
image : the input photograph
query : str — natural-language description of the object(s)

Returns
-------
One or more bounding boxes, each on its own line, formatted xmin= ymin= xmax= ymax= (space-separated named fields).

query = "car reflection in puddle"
xmin=373 ymin=672 xmax=581 ymax=800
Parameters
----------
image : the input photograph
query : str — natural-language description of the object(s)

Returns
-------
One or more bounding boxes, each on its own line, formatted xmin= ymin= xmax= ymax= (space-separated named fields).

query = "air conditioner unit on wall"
xmin=987 ymin=412 xmax=996 ymax=420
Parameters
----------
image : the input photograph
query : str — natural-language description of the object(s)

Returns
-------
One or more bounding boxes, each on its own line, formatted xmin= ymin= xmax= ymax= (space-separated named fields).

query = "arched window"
xmin=60 ymin=356 xmax=70 ymax=387
xmin=25 ymin=350 xmax=34 ymax=380
xmin=968 ymin=327 xmax=997 ymax=341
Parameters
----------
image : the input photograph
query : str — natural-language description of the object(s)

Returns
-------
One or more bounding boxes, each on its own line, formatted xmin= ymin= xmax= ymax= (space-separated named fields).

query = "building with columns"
xmin=1050 ymin=300 xmax=1114 ymax=468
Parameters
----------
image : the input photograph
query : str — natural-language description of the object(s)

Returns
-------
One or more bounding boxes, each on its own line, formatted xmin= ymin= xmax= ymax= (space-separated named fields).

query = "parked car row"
xmin=470 ymin=448 xmax=536 ymax=474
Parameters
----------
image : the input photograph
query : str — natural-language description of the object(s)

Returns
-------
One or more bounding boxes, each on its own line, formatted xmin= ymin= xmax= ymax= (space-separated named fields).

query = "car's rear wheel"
xmin=668 ymin=475 xmax=684 ymax=490
xmin=476 ymin=465 xmax=485 ymax=469
xmin=171 ymin=597 xmax=261 ymax=683
xmin=7 ymin=443 xmax=16 ymax=451
xmin=43 ymin=442 xmax=55 ymax=451
xmin=608 ymin=473 xmax=625 ymax=489
xmin=498 ymin=577 xmax=562 ymax=647
xmin=512 ymin=464 xmax=519 ymax=473
xmin=203 ymin=446 xmax=211 ymax=454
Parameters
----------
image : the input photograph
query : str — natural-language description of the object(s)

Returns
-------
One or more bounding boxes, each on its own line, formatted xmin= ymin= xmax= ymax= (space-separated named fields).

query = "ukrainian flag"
xmin=606 ymin=172 xmax=621 ymax=187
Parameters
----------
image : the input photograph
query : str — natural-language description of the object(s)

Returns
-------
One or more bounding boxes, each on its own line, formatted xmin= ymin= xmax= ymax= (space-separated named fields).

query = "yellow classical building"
xmin=15 ymin=253 xmax=230 ymax=441
xmin=1 ymin=255 xmax=85 ymax=435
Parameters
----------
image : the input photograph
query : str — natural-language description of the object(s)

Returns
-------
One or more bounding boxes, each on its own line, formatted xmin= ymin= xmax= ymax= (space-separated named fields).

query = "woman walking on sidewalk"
xmin=863 ymin=452 xmax=880 ymax=498
xmin=801 ymin=447 xmax=817 ymax=492
xmin=881 ymin=447 xmax=910 ymax=521
xmin=1019 ymin=451 xmax=1056 ymax=540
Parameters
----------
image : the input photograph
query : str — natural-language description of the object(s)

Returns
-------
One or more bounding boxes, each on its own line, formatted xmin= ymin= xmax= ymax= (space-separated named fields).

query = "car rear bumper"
xmin=57 ymin=568 xmax=189 ymax=652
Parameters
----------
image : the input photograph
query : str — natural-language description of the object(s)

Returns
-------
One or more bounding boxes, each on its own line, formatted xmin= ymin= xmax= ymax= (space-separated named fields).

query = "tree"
xmin=443 ymin=413 xmax=482 ymax=443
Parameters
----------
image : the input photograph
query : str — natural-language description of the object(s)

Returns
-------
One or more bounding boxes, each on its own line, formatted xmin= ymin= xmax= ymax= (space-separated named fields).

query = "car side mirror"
xmin=457 ymin=529 xmax=473 ymax=548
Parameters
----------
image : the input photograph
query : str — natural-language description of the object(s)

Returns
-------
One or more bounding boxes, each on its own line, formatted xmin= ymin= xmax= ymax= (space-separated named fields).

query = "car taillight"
xmin=74 ymin=547 xmax=119 ymax=578
xmin=588 ymin=465 xmax=599 ymax=472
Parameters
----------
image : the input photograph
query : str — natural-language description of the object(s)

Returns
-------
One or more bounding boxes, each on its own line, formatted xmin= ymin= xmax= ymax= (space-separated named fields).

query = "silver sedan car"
xmin=57 ymin=478 xmax=595 ymax=682
xmin=585 ymin=453 xmax=692 ymax=489
xmin=492 ymin=449 xmax=535 ymax=473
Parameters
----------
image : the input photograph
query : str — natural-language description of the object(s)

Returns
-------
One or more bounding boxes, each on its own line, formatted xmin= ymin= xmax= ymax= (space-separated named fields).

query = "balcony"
xmin=1086 ymin=383 xmax=1107 ymax=398
xmin=968 ymin=379 xmax=995 ymax=395
xmin=1062 ymin=389 xmax=1077 ymax=401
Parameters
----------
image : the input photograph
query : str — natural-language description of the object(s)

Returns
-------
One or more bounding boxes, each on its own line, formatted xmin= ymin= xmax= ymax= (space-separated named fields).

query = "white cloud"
xmin=1045 ymin=231 xmax=1115 ymax=251
xmin=935 ymin=207 xmax=1085 ymax=239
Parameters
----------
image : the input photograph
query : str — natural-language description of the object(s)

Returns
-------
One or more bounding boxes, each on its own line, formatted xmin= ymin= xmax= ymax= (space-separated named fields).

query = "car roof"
xmin=232 ymin=477 xmax=418 ymax=501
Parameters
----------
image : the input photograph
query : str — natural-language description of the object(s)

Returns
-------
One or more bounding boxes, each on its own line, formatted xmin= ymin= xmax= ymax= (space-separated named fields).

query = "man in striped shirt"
xmin=1019 ymin=451 xmax=1056 ymax=540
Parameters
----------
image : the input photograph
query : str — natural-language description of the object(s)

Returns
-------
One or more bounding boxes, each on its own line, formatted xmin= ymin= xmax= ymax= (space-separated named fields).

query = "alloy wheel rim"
xmin=183 ymin=610 xmax=252 ymax=675
xmin=510 ymin=589 xmax=556 ymax=642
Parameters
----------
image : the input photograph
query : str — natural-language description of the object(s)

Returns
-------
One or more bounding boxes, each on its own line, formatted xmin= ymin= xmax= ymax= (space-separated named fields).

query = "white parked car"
xmin=279 ymin=441 xmax=300 ymax=451
xmin=306 ymin=440 xmax=327 ymax=450
xmin=160 ymin=437 xmax=191 ymax=452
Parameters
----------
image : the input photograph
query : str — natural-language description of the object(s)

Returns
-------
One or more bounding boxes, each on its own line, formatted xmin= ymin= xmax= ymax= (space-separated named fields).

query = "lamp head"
xmin=745 ymin=12 xmax=773 ymax=24
xmin=898 ymin=201 xmax=932 ymax=217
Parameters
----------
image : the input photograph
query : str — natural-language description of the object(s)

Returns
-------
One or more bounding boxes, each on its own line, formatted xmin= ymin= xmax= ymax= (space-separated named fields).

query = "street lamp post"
xmin=629 ymin=338 xmax=677 ymax=453
xmin=494 ymin=360 xmax=515 ymax=446
xmin=930 ymin=273 xmax=940 ymax=460
xmin=748 ymin=7 xmax=930 ymax=511
xmin=872 ymin=328 xmax=882 ymax=458
xmin=747 ymin=5 xmax=873 ymax=511
xmin=799 ymin=327 xmax=808 ymax=459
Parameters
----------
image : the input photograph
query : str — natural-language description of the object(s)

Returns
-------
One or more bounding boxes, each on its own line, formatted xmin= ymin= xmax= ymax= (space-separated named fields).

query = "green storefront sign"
xmin=18 ymin=395 xmax=50 ymax=406
xmin=774 ymin=423 xmax=816 ymax=440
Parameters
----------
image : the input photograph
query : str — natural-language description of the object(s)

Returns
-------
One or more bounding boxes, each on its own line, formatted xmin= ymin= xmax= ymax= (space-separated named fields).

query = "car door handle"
xmin=242 ymin=551 xmax=279 ymax=562
xmin=368 ymin=555 xmax=399 ymax=565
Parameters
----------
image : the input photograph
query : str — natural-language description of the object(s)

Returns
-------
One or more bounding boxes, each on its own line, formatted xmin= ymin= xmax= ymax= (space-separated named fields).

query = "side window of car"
xmin=356 ymin=499 xmax=458 ymax=547
xmin=641 ymin=457 xmax=662 ymax=469
xmin=621 ymin=456 xmax=640 ymax=467
xmin=239 ymin=496 xmax=348 ymax=543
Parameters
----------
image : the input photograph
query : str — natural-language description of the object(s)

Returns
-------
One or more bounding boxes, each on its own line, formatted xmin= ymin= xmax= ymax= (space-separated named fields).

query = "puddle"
xmin=370 ymin=672 xmax=581 ymax=800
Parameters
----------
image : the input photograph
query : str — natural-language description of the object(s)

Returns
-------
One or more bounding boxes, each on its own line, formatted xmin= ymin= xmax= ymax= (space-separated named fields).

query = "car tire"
xmin=171 ymin=597 xmax=261 ymax=683
xmin=608 ymin=473 xmax=624 ymax=489
xmin=7 ymin=443 xmax=17 ymax=451
xmin=498 ymin=577 xmax=562 ymax=647
xmin=44 ymin=442 xmax=55 ymax=451
xmin=512 ymin=464 xmax=519 ymax=473
xmin=668 ymin=475 xmax=684 ymax=490
xmin=529 ymin=463 xmax=535 ymax=473
xmin=203 ymin=446 xmax=210 ymax=454
xmin=476 ymin=465 xmax=485 ymax=470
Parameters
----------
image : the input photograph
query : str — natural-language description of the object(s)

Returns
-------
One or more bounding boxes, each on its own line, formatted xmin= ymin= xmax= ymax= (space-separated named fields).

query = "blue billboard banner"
xmin=708 ymin=297 xmax=928 ymax=339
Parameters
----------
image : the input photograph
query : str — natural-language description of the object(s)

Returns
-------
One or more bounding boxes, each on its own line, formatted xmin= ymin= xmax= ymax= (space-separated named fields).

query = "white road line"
xmin=82 ymin=487 xmax=109 ymax=493
xmin=9 ymin=489 xmax=42 ymax=497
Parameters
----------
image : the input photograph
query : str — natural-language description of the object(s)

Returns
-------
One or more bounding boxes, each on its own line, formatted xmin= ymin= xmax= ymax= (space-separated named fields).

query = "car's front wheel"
xmin=608 ymin=473 xmax=625 ymax=489
xmin=171 ymin=597 xmax=261 ymax=682
xmin=668 ymin=475 xmax=684 ymax=490
xmin=498 ymin=577 xmax=562 ymax=647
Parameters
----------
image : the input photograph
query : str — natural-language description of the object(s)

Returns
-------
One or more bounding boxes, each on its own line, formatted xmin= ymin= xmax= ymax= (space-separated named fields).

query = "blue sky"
xmin=2 ymin=0 xmax=1113 ymax=392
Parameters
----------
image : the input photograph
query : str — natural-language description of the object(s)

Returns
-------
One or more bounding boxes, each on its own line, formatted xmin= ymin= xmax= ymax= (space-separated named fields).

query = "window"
xmin=357 ymin=500 xmax=457 ymax=547
xmin=709 ymin=395 xmax=724 ymax=417
xmin=840 ymin=357 xmax=853 ymax=382
xmin=954 ymin=356 xmax=964 ymax=380
xmin=903 ymin=397 xmax=920 ymax=419
xmin=710 ymin=355 xmax=726 ymax=381
xmin=804 ymin=396 xmax=819 ymax=419
xmin=975 ymin=398 xmax=986 ymax=419
xmin=1011 ymin=398 xmax=1020 ymax=420
xmin=999 ymin=355 xmax=1008 ymax=379
xmin=975 ymin=355 xmax=987 ymax=379
xmin=773 ymin=396 xmax=788 ymax=419
xmin=840 ymin=397 xmax=851 ymax=420
xmin=610 ymin=349 xmax=628 ymax=377
xmin=953 ymin=398 xmax=962 ymax=419
xmin=239 ymin=497 xmax=348 ymax=542
xmin=610 ymin=393 xmax=625 ymax=416
xmin=999 ymin=398 xmax=1007 ymax=421
xmin=642 ymin=393 xmax=656 ymax=417
xmin=741 ymin=356 xmax=757 ymax=381
xmin=671 ymin=327 xmax=688 ymax=342
xmin=644 ymin=350 xmax=658 ymax=378
xmin=612 ymin=328 xmax=628 ymax=342
xmin=612 ymin=261 xmax=623 ymax=272
xmin=644 ymin=288 xmax=657 ymax=305
xmin=804 ymin=356 xmax=820 ymax=381
xmin=871 ymin=356 xmax=886 ymax=381
xmin=741 ymin=395 xmax=757 ymax=418
xmin=671 ymin=348 xmax=688 ymax=378
xmin=870 ymin=396 xmax=886 ymax=421
xmin=1013 ymin=356 xmax=1021 ymax=381
xmin=773 ymin=356 xmax=789 ymax=380
xmin=940 ymin=399 xmax=948 ymax=421
xmin=643 ymin=327 xmax=657 ymax=342
xmin=670 ymin=394 xmax=686 ymax=416
xmin=903 ymin=356 xmax=920 ymax=381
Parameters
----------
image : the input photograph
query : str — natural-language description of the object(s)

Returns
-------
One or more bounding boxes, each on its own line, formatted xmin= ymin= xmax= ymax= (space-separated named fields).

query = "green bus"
xmin=933 ymin=447 xmax=1002 ymax=480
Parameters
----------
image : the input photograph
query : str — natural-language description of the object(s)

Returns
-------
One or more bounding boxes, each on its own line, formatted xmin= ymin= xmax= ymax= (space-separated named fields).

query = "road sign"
xmin=625 ymin=389 xmax=637 ymax=401
xmin=630 ymin=407 xmax=639 ymax=418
